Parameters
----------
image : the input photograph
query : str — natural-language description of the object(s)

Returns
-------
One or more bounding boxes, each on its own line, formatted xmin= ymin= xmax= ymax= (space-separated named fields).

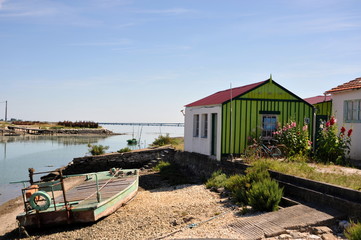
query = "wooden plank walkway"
xmin=228 ymin=204 xmax=343 ymax=240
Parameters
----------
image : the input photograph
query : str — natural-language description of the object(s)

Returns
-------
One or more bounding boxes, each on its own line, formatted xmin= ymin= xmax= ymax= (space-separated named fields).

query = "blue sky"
xmin=1 ymin=0 xmax=361 ymax=122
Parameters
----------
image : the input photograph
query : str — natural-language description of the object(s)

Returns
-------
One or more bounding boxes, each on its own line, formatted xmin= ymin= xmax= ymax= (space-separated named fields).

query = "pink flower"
xmin=291 ymin=122 xmax=296 ymax=128
xmin=308 ymin=140 xmax=312 ymax=146
xmin=348 ymin=129 xmax=353 ymax=137
xmin=302 ymin=125 xmax=308 ymax=131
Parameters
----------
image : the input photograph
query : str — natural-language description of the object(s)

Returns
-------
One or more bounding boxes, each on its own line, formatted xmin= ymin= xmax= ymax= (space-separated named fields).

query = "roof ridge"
xmin=185 ymin=79 xmax=268 ymax=107
xmin=326 ymin=77 xmax=361 ymax=93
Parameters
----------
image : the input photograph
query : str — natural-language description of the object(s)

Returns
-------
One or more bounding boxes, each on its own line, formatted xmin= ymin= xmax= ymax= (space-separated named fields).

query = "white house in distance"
xmin=326 ymin=77 xmax=361 ymax=162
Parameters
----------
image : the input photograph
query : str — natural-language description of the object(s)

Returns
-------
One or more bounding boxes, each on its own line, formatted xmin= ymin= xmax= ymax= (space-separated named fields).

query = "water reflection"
xmin=0 ymin=125 xmax=184 ymax=205
xmin=0 ymin=135 xmax=109 ymax=145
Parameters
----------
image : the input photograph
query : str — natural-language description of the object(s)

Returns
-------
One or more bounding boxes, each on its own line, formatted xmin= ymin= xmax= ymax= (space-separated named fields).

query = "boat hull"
xmin=17 ymin=169 xmax=139 ymax=229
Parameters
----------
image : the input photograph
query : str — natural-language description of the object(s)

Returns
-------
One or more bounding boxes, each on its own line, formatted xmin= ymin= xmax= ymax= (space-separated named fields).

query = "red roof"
xmin=304 ymin=95 xmax=332 ymax=105
xmin=326 ymin=77 xmax=361 ymax=93
xmin=185 ymin=80 xmax=267 ymax=107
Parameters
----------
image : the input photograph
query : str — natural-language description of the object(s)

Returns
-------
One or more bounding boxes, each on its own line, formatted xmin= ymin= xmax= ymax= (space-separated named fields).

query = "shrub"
xmin=205 ymin=170 xmax=228 ymax=189
xmin=225 ymin=174 xmax=249 ymax=204
xmin=247 ymin=178 xmax=283 ymax=212
xmin=58 ymin=121 xmax=99 ymax=128
xmin=87 ymin=144 xmax=109 ymax=155
xmin=315 ymin=116 xmax=352 ymax=165
xmin=273 ymin=120 xmax=311 ymax=157
xmin=152 ymin=133 xmax=173 ymax=146
xmin=117 ymin=147 xmax=131 ymax=153
xmin=245 ymin=160 xmax=271 ymax=183
xmin=345 ymin=221 xmax=361 ymax=240
xmin=153 ymin=161 xmax=171 ymax=171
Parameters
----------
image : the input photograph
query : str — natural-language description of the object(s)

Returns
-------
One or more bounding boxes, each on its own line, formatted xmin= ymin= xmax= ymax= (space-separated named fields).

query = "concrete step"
xmin=228 ymin=204 xmax=342 ymax=240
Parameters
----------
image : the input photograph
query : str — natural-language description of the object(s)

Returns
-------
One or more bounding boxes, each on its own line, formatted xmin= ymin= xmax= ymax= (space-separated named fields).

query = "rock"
xmin=216 ymin=187 xmax=225 ymax=193
xmin=278 ymin=234 xmax=292 ymax=239
xmin=312 ymin=226 xmax=333 ymax=235
xmin=288 ymin=230 xmax=305 ymax=238
xmin=322 ymin=233 xmax=338 ymax=240
xmin=308 ymin=234 xmax=322 ymax=240
xmin=171 ymin=219 xmax=180 ymax=226
xmin=339 ymin=220 xmax=350 ymax=230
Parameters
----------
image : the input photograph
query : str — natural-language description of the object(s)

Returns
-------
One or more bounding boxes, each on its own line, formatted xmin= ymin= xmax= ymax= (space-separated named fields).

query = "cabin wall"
xmin=184 ymin=105 xmax=222 ymax=160
xmin=331 ymin=89 xmax=361 ymax=161
xmin=314 ymin=101 xmax=332 ymax=117
xmin=221 ymin=99 xmax=314 ymax=155
xmin=221 ymin=81 xmax=314 ymax=156
xmin=240 ymin=81 xmax=298 ymax=100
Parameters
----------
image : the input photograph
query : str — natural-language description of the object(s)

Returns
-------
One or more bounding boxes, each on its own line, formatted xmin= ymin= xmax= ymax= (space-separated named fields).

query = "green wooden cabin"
xmin=184 ymin=78 xmax=315 ymax=160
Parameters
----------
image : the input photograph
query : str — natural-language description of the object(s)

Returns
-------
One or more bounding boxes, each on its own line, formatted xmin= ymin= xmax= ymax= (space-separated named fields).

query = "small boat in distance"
xmin=127 ymin=138 xmax=137 ymax=145
xmin=15 ymin=168 xmax=139 ymax=229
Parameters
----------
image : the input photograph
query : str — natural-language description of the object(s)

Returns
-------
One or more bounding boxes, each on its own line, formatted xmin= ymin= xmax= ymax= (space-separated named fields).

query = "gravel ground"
xmin=22 ymin=184 xmax=240 ymax=240
xmin=0 ymin=170 xmax=348 ymax=240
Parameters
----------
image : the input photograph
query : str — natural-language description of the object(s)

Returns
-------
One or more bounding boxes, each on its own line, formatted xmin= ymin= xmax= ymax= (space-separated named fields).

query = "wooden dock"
xmin=228 ymin=204 xmax=343 ymax=239
xmin=7 ymin=126 xmax=53 ymax=135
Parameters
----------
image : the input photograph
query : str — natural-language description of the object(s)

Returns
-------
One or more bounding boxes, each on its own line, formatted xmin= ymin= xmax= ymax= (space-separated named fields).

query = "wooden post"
xmin=28 ymin=168 xmax=34 ymax=185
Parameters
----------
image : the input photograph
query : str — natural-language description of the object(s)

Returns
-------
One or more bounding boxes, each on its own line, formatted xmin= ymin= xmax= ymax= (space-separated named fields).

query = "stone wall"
xmin=172 ymin=151 xmax=247 ymax=181
xmin=63 ymin=147 xmax=175 ymax=175
xmin=61 ymin=147 xmax=361 ymax=219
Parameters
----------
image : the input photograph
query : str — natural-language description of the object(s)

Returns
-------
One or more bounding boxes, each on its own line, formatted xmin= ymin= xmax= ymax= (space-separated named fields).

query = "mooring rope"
xmin=154 ymin=209 xmax=233 ymax=240
xmin=72 ymin=168 xmax=123 ymax=207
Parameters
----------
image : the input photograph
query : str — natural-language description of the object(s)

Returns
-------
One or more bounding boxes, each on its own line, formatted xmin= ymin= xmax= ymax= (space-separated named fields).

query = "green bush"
xmin=205 ymin=170 xmax=228 ymax=189
xmin=247 ymin=178 xmax=283 ymax=212
xmin=345 ymin=221 xmax=361 ymax=240
xmin=152 ymin=133 xmax=174 ymax=146
xmin=87 ymin=144 xmax=109 ymax=155
xmin=245 ymin=160 xmax=271 ymax=183
xmin=153 ymin=161 xmax=171 ymax=171
xmin=225 ymin=174 xmax=249 ymax=204
xmin=117 ymin=147 xmax=131 ymax=153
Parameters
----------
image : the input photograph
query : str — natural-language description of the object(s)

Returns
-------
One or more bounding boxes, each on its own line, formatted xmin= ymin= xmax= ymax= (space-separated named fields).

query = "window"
xmin=201 ymin=114 xmax=208 ymax=138
xmin=345 ymin=100 xmax=361 ymax=123
xmin=193 ymin=114 xmax=199 ymax=137
xmin=262 ymin=115 xmax=277 ymax=138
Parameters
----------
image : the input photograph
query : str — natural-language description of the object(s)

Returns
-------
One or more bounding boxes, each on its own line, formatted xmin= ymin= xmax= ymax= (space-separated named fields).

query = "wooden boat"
xmin=15 ymin=168 xmax=139 ymax=229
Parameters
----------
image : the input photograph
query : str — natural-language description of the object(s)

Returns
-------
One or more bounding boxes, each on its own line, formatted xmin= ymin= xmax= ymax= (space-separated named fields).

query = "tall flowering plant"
xmin=315 ymin=116 xmax=352 ymax=164
xmin=273 ymin=121 xmax=311 ymax=157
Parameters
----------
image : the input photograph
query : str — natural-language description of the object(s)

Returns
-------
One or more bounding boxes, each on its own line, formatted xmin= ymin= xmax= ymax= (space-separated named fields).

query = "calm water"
xmin=0 ymin=125 xmax=184 ymax=205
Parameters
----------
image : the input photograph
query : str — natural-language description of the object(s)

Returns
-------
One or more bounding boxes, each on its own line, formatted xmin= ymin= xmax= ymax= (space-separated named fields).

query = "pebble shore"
xmin=1 ymin=171 xmax=347 ymax=240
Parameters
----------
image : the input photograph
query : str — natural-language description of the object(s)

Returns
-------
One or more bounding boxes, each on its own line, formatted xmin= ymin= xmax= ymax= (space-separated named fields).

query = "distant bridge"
xmin=99 ymin=122 xmax=184 ymax=127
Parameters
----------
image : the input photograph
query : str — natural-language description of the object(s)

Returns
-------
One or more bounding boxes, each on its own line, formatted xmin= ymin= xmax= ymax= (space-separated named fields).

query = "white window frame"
xmin=344 ymin=100 xmax=361 ymax=123
xmin=193 ymin=114 xmax=199 ymax=137
xmin=201 ymin=114 xmax=208 ymax=138
xmin=262 ymin=115 xmax=277 ymax=139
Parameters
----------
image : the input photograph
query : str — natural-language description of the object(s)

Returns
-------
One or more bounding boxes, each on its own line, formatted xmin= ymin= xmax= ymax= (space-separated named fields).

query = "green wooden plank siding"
xmin=221 ymin=81 xmax=314 ymax=156
xmin=314 ymin=101 xmax=332 ymax=117
xmin=240 ymin=81 xmax=298 ymax=100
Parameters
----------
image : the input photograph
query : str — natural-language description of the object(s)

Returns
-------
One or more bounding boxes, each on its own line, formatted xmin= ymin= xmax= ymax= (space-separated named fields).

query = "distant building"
xmin=326 ymin=77 xmax=361 ymax=162
xmin=184 ymin=78 xmax=315 ymax=160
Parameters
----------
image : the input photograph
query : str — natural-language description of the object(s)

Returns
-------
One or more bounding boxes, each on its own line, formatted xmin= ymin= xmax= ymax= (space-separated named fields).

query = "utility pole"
xmin=1 ymin=101 xmax=7 ymax=122
xmin=5 ymin=100 xmax=7 ymax=122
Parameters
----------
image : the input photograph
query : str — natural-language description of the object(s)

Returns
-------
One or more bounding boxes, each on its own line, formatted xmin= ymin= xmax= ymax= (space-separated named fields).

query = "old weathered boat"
xmin=15 ymin=168 xmax=139 ymax=229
